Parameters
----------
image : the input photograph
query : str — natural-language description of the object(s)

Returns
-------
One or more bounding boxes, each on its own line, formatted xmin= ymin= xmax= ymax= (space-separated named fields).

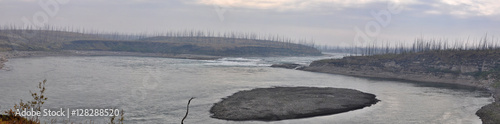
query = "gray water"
xmin=0 ymin=55 xmax=493 ymax=124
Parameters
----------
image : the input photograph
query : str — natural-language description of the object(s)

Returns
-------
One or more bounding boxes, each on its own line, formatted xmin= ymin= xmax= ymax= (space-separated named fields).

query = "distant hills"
xmin=0 ymin=29 xmax=321 ymax=57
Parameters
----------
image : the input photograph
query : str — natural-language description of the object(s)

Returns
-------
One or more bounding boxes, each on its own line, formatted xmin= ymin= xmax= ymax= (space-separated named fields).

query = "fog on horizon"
xmin=1 ymin=0 xmax=499 ymax=47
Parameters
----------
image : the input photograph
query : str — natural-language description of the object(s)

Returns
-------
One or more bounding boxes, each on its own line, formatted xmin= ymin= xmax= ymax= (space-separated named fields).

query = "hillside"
xmin=0 ymin=30 xmax=106 ymax=51
xmin=0 ymin=30 xmax=321 ymax=57
xmin=308 ymin=50 xmax=500 ymax=86
xmin=302 ymin=49 xmax=500 ymax=124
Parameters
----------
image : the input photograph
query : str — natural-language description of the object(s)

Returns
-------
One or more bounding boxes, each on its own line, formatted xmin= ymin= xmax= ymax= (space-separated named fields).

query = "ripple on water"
xmin=0 ymin=56 xmax=492 ymax=124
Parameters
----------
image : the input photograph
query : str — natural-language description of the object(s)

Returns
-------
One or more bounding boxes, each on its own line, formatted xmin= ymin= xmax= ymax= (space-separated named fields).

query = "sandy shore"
xmin=210 ymin=87 xmax=378 ymax=121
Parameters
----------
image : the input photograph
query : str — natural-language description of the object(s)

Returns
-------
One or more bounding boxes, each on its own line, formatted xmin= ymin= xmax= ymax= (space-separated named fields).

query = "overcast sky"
xmin=1 ymin=0 xmax=499 ymax=46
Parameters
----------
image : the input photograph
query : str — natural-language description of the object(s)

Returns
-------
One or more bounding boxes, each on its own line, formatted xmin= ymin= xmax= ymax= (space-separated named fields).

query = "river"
xmin=0 ymin=54 xmax=493 ymax=123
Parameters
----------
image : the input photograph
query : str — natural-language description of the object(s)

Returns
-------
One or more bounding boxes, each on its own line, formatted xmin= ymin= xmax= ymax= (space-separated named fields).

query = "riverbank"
xmin=301 ymin=64 xmax=500 ymax=123
xmin=0 ymin=50 xmax=221 ymax=70
xmin=291 ymin=50 xmax=500 ymax=124
xmin=0 ymin=54 xmax=6 ymax=70
xmin=210 ymin=87 xmax=379 ymax=121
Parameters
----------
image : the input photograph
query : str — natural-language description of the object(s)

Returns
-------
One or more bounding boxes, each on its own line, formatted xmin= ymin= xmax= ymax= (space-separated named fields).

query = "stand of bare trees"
xmin=0 ymin=24 xmax=317 ymax=49
xmin=318 ymin=35 xmax=499 ymax=56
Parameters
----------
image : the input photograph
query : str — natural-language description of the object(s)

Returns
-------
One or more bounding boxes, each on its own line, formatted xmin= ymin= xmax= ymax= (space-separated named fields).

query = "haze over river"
xmin=0 ymin=54 xmax=493 ymax=123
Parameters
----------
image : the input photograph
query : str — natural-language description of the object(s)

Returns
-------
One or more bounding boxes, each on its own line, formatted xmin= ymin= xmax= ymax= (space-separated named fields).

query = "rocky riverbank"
xmin=210 ymin=87 xmax=379 ymax=121
xmin=270 ymin=63 xmax=306 ymax=69
xmin=284 ymin=50 xmax=500 ymax=124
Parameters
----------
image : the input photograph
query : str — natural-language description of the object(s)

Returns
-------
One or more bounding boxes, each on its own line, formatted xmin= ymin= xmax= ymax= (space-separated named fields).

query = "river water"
xmin=0 ymin=54 xmax=493 ymax=124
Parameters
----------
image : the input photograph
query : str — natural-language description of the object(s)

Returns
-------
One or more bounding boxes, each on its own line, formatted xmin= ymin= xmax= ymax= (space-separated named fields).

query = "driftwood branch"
xmin=181 ymin=97 xmax=195 ymax=124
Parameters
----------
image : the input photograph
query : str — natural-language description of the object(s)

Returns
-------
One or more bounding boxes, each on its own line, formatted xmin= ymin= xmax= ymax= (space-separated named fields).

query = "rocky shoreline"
xmin=303 ymin=64 xmax=492 ymax=89
xmin=210 ymin=87 xmax=379 ymax=121
xmin=270 ymin=63 xmax=306 ymax=70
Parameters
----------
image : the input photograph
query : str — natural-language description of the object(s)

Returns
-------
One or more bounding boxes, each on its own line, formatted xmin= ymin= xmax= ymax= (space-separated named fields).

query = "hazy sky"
xmin=1 ymin=0 xmax=499 ymax=46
